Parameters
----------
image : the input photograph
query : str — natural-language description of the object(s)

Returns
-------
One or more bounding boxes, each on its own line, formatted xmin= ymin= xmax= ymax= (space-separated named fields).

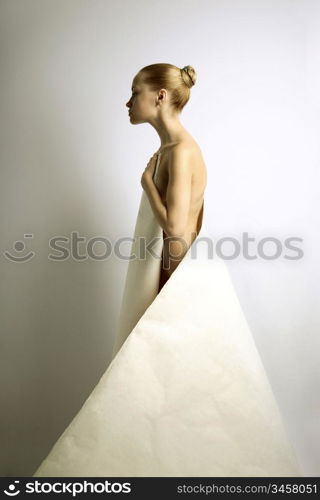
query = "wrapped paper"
xmin=33 ymin=154 xmax=302 ymax=477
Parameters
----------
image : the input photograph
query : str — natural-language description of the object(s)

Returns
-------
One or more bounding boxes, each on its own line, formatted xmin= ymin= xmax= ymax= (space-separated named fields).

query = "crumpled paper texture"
xmin=33 ymin=155 xmax=302 ymax=477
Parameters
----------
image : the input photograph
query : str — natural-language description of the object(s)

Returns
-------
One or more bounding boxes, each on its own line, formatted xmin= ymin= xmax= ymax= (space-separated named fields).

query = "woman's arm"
xmin=142 ymin=147 xmax=192 ymax=237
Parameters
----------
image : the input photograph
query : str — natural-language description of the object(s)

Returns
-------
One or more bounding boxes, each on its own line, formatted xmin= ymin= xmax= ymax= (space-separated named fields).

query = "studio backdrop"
xmin=0 ymin=0 xmax=319 ymax=476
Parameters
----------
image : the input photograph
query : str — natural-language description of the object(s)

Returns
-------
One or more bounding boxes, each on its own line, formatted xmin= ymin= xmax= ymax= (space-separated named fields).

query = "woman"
xmin=127 ymin=64 xmax=206 ymax=292
xmin=33 ymin=63 xmax=302 ymax=477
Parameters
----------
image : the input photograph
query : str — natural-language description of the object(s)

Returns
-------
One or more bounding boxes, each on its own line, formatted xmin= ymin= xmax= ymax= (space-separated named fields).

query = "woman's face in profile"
xmin=126 ymin=76 xmax=157 ymax=124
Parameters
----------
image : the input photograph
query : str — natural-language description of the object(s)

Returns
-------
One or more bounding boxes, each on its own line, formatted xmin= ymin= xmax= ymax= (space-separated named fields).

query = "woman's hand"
xmin=141 ymin=153 xmax=158 ymax=190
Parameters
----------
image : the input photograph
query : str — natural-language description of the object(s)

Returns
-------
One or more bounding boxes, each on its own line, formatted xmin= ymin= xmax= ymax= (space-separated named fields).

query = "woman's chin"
xmin=129 ymin=115 xmax=141 ymax=124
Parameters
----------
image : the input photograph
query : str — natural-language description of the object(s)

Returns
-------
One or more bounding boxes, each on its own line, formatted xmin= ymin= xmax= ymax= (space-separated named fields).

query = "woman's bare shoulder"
xmin=174 ymin=140 xmax=206 ymax=170
xmin=163 ymin=137 xmax=203 ymax=158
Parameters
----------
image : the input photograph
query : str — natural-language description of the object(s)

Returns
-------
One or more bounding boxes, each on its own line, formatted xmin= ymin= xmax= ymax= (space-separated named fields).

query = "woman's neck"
xmin=150 ymin=114 xmax=188 ymax=151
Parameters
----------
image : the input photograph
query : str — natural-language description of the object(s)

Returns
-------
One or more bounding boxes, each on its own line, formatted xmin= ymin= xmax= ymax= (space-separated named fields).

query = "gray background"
xmin=0 ymin=0 xmax=319 ymax=476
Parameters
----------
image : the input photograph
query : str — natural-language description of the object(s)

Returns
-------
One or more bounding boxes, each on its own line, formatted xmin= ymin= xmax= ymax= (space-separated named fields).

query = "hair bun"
xmin=181 ymin=65 xmax=197 ymax=88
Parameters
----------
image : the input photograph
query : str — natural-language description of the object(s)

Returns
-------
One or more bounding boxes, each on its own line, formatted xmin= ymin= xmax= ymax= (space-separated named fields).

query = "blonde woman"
xmin=127 ymin=64 xmax=206 ymax=292
xmin=33 ymin=63 xmax=302 ymax=478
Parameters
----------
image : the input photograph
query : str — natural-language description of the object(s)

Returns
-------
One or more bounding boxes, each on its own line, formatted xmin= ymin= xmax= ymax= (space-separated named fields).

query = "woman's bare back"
xmin=153 ymin=137 xmax=207 ymax=290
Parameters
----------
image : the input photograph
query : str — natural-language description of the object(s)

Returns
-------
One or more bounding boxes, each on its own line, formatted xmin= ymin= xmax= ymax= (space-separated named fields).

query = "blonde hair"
xmin=137 ymin=63 xmax=197 ymax=112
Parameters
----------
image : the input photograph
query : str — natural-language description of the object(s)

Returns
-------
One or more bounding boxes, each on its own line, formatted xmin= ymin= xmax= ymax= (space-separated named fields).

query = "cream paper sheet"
xmin=33 ymin=154 xmax=302 ymax=476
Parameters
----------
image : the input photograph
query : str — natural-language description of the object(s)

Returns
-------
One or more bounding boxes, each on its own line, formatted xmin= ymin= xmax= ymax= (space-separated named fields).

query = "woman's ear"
xmin=157 ymin=88 xmax=167 ymax=103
